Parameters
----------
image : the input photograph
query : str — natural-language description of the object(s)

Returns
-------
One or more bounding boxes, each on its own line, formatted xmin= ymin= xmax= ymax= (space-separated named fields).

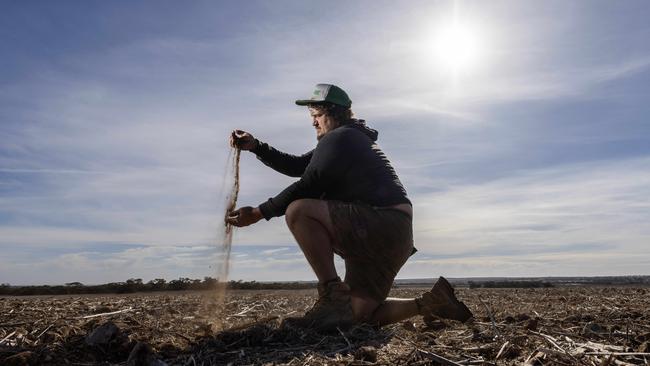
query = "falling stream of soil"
xmin=219 ymin=147 xmax=240 ymax=293
xmin=205 ymin=146 xmax=240 ymax=328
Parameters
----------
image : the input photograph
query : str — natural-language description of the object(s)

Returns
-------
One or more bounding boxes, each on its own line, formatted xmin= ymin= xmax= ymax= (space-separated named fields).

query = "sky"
xmin=1 ymin=1 xmax=649 ymax=285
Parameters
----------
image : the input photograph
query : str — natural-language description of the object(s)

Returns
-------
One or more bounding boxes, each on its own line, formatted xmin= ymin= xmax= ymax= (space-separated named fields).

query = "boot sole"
xmin=433 ymin=277 xmax=473 ymax=322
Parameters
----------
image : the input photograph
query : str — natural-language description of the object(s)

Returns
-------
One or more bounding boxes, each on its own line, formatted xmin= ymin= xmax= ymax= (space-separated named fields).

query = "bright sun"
xmin=433 ymin=21 xmax=481 ymax=74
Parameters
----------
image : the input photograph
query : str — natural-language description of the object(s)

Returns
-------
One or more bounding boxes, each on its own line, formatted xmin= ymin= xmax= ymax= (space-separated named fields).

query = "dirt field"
xmin=1 ymin=286 xmax=649 ymax=365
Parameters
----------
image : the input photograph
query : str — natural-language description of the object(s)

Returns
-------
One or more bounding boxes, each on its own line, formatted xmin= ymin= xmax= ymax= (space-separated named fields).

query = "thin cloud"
xmin=260 ymin=247 xmax=291 ymax=255
xmin=412 ymin=157 xmax=650 ymax=264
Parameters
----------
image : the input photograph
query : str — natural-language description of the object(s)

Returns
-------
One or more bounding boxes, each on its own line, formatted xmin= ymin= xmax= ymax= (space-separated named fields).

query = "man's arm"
xmin=231 ymin=130 xmax=312 ymax=177
xmin=257 ymin=131 xmax=352 ymax=220
xmin=252 ymin=140 xmax=313 ymax=177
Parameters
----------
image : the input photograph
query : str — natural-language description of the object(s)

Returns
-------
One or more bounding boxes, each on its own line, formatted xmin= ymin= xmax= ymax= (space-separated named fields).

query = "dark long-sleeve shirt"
xmin=252 ymin=120 xmax=411 ymax=220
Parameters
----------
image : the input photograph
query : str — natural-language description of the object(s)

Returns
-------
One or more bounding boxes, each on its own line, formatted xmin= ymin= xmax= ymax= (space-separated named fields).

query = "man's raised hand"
xmin=230 ymin=130 xmax=257 ymax=151
xmin=226 ymin=206 xmax=263 ymax=227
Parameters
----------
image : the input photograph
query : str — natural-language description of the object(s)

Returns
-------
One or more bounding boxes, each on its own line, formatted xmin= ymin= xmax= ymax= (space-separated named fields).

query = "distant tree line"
xmin=466 ymin=276 xmax=650 ymax=288
xmin=468 ymin=280 xmax=554 ymax=289
xmin=552 ymin=276 xmax=650 ymax=286
xmin=0 ymin=277 xmax=315 ymax=296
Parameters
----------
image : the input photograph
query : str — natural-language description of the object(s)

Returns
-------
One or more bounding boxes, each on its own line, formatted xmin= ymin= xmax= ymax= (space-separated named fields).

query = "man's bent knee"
xmin=285 ymin=199 xmax=329 ymax=228
xmin=285 ymin=199 xmax=310 ymax=228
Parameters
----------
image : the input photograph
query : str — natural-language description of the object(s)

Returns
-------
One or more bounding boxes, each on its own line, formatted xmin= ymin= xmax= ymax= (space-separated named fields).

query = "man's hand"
xmin=226 ymin=206 xmax=263 ymax=227
xmin=230 ymin=130 xmax=258 ymax=151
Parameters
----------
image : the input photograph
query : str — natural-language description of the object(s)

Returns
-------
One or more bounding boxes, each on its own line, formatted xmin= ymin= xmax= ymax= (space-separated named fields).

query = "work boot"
xmin=281 ymin=278 xmax=354 ymax=331
xmin=415 ymin=276 xmax=473 ymax=322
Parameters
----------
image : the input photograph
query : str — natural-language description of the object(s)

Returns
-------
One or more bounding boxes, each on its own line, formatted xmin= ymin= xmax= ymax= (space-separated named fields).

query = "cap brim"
xmin=295 ymin=99 xmax=326 ymax=106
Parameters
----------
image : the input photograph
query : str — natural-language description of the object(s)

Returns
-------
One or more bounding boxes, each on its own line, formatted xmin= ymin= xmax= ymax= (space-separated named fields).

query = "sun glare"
xmin=432 ymin=21 xmax=481 ymax=74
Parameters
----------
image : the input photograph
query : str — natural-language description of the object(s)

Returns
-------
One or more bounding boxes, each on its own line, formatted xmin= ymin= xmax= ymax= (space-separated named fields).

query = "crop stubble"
xmin=1 ymin=286 xmax=649 ymax=365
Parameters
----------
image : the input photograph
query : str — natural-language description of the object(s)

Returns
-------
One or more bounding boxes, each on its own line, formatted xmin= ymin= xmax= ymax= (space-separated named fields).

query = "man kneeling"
xmin=227 ymin=84 xmax=472 ymax=330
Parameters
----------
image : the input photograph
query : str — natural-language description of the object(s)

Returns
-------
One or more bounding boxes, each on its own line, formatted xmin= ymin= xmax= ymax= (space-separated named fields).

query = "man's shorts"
xmin=327 ymin=200 xmax=414 ymax=303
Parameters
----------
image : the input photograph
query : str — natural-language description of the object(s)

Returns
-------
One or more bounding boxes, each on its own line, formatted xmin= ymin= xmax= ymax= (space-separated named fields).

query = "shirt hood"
xmin=347 ymin=119 xmax=378 ymax=142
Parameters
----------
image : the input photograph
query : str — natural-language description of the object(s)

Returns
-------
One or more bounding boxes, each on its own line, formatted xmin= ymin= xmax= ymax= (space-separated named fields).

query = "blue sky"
xmin=1 ymin=1 xmax=650 ymax=285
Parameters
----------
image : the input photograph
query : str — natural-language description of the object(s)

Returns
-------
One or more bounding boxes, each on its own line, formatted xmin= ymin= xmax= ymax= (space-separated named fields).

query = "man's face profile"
xmin=309 ymin=106 xmax=338 ymax=140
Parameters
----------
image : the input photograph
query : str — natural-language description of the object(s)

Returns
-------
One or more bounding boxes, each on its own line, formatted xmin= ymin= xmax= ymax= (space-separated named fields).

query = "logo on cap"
xmin=296 ymin=83 xmax=351 ymax=107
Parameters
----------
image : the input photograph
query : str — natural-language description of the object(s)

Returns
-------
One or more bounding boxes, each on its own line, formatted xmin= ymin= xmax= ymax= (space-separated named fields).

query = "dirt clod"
xmin=401 ymin=320 xmax=416 ymax=332
xmin=354 ymin=346 xmax=377 ymax=362
xmin=127 ymin=342 xmax=167 ymax=366
xmin=582 ymin=322 xmax=608 ymax=336
xmin=524 ymin=317 xmax=539 ymax=331
xmin=85 ymin=321 xmax=121 ymax=346
xmin=2 ymin=351 xmax=32 ymax=366
xmin=423 ymin=315 xmax=447 ymax=330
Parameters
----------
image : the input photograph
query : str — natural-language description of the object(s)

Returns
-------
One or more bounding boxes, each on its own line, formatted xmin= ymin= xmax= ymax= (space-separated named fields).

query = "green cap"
xmin=295 ymin=83 xmax=352 ymax=107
